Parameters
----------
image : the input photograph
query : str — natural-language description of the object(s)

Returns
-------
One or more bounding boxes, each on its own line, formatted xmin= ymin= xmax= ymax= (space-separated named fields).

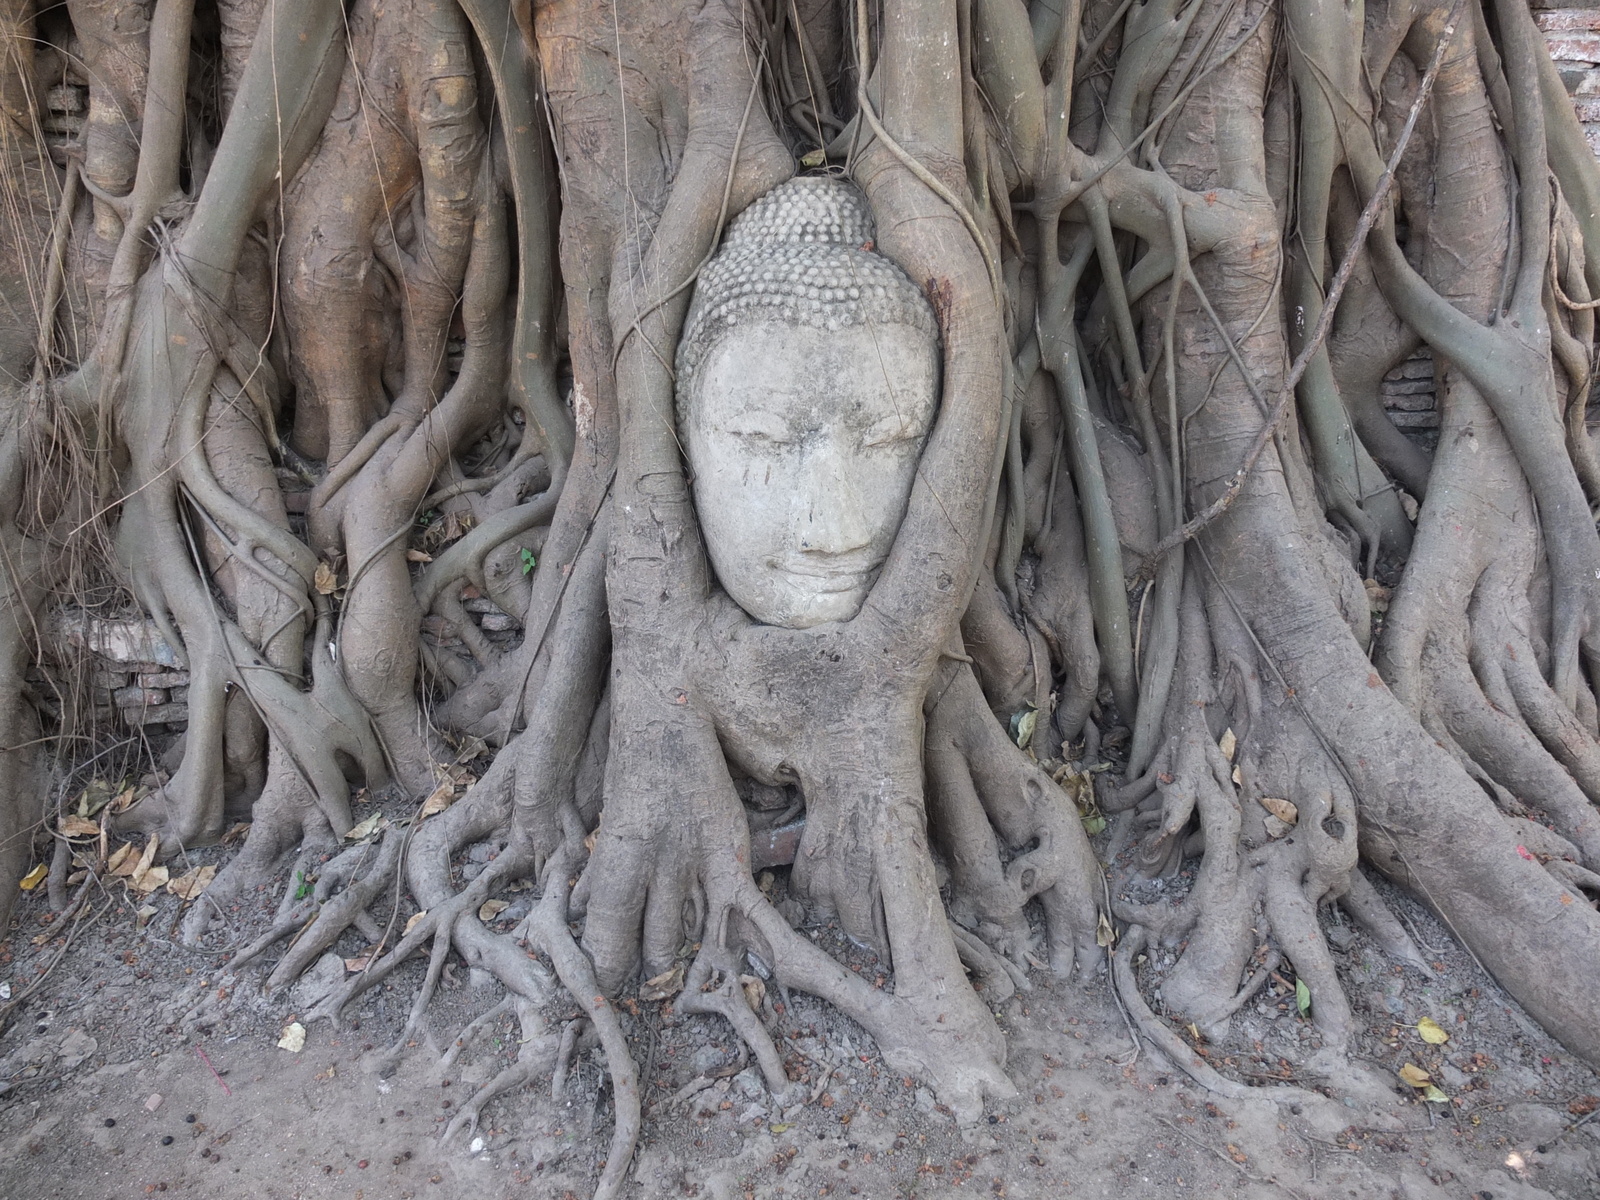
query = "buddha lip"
xmin=779 ymin=565 xmax=872 ymax=591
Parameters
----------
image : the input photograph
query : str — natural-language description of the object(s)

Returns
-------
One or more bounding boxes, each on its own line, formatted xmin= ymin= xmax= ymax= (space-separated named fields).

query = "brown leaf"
xmin=167 ymin=864 xmax=216 ymax=900
xmin=344 ymin=950 xmax=377 ymax=972
xmin=404 ymin=911 xmax=428 ymax=936
xmin=18 ymin=863 xmax=46 ymax=890
xmin=1219 ymin=728 xmax=1237 ymax=761
xmin=106 ymin=841 xmax=137 ymax=876
xmin=1096 ymin=911 xmax=1116 ymax=948
xmin=313 ymin=561 xmax=338 ymax=595
xmin=478 ymin=899 xmax=509 ymax=922
xmin=126 ymin=834 xmax=161 ymax=891
xmin=1398 ymin=1062 xmax=1432 ymax=1088
xmin=1258 ymin=796 xmax=1298 ymax=826
xmin=740 ymin=974 xmax=766 ymax=1013
xmin=640 ymin=963 xmax=684 ymax=1002
xmin=58 ymin=814 xmax=101 ymax=838
xmin=418 ymin=781 xmax=455 ymax=819
xmin=129 ymin=864 xmax=169 ymax=895
xmin=405 ymin=548 xmax=433 ymax=563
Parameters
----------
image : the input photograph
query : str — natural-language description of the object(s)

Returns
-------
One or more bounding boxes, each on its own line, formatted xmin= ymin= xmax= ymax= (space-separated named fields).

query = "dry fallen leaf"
xmin=1422 ymin=1084 xmax=1449 ymax=1103
xmin=405 ymin=548 xmax=433 ymax=563
xmin=128 ymin=835 xmax=167 ymax=894
xmin=418 ymin=781 xmax=455 ymax=820
xmin=313 ymin=561 xmax=338 ymax=595
xmin=106 ymin=841 xmax=136 ymax=875
xmin=1219 ymin=728 xmax=1237 ymax=761
xmin=640 ymin=963 xmax=685 ymax=1002
xmin=1398 ymin=1062 xmax=1432 ymax=1088
xmin=344 ymin=812 xmax=385 ymax=841
xmin=129 ymin=864 xmax=170 ymax=895
xmin=1258 ymin=796 xmax=1298 ymax=826
xmin=344 ymin=950 xmax=376 ymax=972
xmin=18 ymin=863 xmax=46 ymax=890
xmin=741 ymin=974 xmax=766 ymax=1013
xmin=167 ymin=864 xmax=216 ymax=900
xmin=277 ymin=1022 xmax=307 ymax=1053
xmin=478 ymin=898 xmax=509 ymax=922
xmin=404 ymin=911 xmax=428 ymax=936
xmin=58 ymin=814 xmax=101 ymax=838
xmin=1097 ymin=911 xmax=1117 ymax=948
xmin=134 ymin=904 xmax=158 ymax=929
xmin=1417 ymin=1016 xmax=1449 ymax=1045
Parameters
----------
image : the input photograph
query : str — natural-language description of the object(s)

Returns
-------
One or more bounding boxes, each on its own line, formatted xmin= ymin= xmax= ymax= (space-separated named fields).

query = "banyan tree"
xmin=2 ymin=0 xmax=1600 ymax=1193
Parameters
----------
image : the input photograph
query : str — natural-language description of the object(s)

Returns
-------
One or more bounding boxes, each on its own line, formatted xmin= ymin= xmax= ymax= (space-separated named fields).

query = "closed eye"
xmin=726 ymin=418 xmax=795 ymax=445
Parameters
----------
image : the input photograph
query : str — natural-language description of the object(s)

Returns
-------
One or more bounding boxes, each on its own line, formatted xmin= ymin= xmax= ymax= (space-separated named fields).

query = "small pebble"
xmin=161 ymin=1136 xmax=174 ymax=1146
xmin=104 ymin=1118 xmax=116 ymax=1128
xmin=184 ymin=1114 xmax=196 ymax=1124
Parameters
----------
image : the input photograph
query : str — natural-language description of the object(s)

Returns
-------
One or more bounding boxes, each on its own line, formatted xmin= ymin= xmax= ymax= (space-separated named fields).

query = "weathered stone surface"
xmin=1538 ymin=10 xmax=1600 ymax=31
xmin=1549 ymin=32 xmax=1600 ymax=60
xmin=136 ymin=671 xmax=189 ymax=689
xmin=54 ymin=611 xmax=183 ymax=668
xmin=112 ymin=687 xmax=167 ymax=708
xmin=118 ymin=703 xmax=188 ymax=726
xmin=677 ymin=176 xmax=940 ymax=629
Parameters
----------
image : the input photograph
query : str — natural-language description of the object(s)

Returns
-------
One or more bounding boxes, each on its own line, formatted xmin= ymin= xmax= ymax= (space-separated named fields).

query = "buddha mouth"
xmin=776 ymin=561 xmax=880 ymax=594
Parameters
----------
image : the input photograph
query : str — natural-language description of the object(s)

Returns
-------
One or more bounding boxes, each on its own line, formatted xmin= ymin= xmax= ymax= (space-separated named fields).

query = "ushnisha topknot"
xmin=676 ymin=175 xmax=939 ymax=395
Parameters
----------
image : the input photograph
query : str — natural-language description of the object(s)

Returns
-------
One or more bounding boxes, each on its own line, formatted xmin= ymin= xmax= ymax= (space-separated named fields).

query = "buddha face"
xmin=684 ymin=320 xmax=939 ymax=628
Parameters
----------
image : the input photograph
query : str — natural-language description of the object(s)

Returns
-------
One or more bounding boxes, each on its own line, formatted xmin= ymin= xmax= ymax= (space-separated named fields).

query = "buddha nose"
xmin=797 ymin=443 xmax=872 ymax=556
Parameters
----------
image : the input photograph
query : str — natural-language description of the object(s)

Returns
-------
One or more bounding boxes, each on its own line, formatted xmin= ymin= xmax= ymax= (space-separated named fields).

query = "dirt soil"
xmin=2 ymin=827 xmax=1598 ymax=1200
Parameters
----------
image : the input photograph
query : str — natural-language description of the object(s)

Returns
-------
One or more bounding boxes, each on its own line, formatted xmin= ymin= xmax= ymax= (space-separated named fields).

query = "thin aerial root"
xmin=1338 ymin=868 xmax=1435 ymax=977
xmin=528 ymin=843 xmax=639 ymax=1200
xmin=680 ymin=951 xmax=795 ymax=1099
xmin=397 ymin=929 xmax=454 ymax=1051
xmin=227 ymin=900 xmax=317 ymax=973
xmin=440 ymin=997 xmax=515 ymax=1071
xmin=443 ymin=998 xmax=561 ymax=1142
xmin=266 ymin=833 xmax=405 ymax=989
xmin=443 ymin=1059 xmax=546 ymax=1143
xmin=949 ymin=920 xmax=1029 ymax=1001
xmin=552 ymin=1017 xmax=588 ymax=1104
xmin=1113 ymin=928 xmax=1319 ymax=1105
xmin=1206 ymin=949 xmax=1281 ymax=1027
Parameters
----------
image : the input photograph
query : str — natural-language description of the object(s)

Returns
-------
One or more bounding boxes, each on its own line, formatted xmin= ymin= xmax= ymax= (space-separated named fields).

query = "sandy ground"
xmin=2 ymin=835 xmax=1598 ymax=1200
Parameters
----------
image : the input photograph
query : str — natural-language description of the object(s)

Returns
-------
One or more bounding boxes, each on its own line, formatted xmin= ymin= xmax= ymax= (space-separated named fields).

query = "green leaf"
xmin=1295 ymin=977 xmax=1311 ymax=1017
xmin=520 ymin=547 xmax=538 ymax=576
xmin=293 ymin=870 xmax=312 ymax=901
xmin=1081 ymin=813 xmax=1107 ymax=836
xmin=799 ymin=149 xmax=826 ymax=168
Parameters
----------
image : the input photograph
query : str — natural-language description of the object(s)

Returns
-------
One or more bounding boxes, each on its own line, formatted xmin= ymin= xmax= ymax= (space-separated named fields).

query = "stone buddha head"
xmin=677 ymin=176 xmax=940 ymax=629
